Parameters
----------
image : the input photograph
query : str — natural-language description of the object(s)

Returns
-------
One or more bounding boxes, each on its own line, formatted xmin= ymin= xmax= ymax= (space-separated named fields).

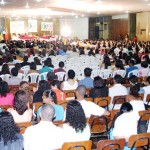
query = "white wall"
xmin=112 ymin=14 xmax=129 ymax=20
xmin=59 ymin=17 xmax=88 ymax=40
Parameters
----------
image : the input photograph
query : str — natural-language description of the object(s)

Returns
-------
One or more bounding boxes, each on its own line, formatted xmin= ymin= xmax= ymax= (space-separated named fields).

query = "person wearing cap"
xmin=78 ymin=67 xmax=94 ymax=88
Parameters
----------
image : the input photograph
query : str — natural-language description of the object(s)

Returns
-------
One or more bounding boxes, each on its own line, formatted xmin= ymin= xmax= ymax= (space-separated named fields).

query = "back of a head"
xmin=146 ymin=76 xmax=150 ymax=84
xmin=23 ymin=56 xmax=28 ymax=62
xmin=14 ymin=90 xmax=28 ymax=115
xmin=66 ymin=100 xmax=86 ymax=132
xmin=84 ymin=67 xmax=92 ymax=77
xmin=11 ymin=67 xmax=18 ymax=77
xmin=130 ymin=85 xmax=140 ymax=97
xmin=129 ymin=59 xmax=135 ymax=66
xmin=129 ymin=75 xmax=138 ymax=85
xmin=44 ymin=59 xmax=49 ymax=66
xmin=115 ymin=60 xmax=124 ymax=70
xmin=15 ymin=63 xmax=21 ymax=70
xmin=50 ymin=80 xmax=61 ymax=89
xmin=0 ymin=112 xmax=18 ymax=145
xmin=68 ymin=69 xmax=75 ymax=79
xmin=40 ymin=104 xmax=55 ymax=121
xmin=47 ymin=72 xmax=58 ymax=81
xmin=59 ymin=61 xmax=64 ymax=68
xmin=0 ymin=81 xmax=9 ymax=97
xmin=114 ymin=74 xmax=122 ymax=84
xmin=94 ymin=78 xmax=106 ymax=88
xmin=120 ymin=102 xmax=133 ymax=114
xmin=141 ymin=61 xmax=148 ymax=68
xmin=30 ymin=62 xmax=36 ymax=70
xmin=76 ymin=85 xmax=86 ymax=97
xmin=44 ymin=89 xmax=57 ymax=103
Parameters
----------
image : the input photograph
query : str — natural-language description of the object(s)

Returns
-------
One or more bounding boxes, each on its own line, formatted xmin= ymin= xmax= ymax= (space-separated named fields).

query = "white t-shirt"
xmin=109 ymin=84 xmax=128 ymax=110
xmin=143 ymin=86 xmax=150 ymax=105
xmin=79 ymin=100 xmax=105 ymax=118
xmin=24 ymin=121 xmax=64 ymax=150
xmin=62 ymin=123 xmax=91 ymax=142
xmin=62 ymin=81 xmax=78 ymax=90
xmin=113 ymin=111 xmax=139 ymax=139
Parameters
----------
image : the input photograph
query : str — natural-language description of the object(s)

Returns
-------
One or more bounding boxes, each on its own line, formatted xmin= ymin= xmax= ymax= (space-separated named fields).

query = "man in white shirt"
xmin=109 ymin=75 xmax=128 ymax=110
xmin=24 ymin=104 xmax=64 ymax=150
xmin=76 ymin=85 xmax=110 ymax=118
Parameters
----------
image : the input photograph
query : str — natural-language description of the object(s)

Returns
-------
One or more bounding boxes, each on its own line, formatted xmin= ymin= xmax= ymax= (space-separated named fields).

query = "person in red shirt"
xmin=133 ymin=36 xmax=138 ymax=43
xmin=50 ymin=80 xmax=66 ymax=102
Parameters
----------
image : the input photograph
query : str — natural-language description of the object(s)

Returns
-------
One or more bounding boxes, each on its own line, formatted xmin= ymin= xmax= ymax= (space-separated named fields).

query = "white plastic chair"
xmin=26 ymin=73 xmax=39 ymax=83
xmin=91 ymin=69 xmax=100 ymax=79
xmin=113 ymin=70 xmax=126 ymax=78
xmin=55 ymin=72 xmax=66 ymax=81
xmin=0 ymin=74 xmax=11 ymax=80
xmin=36 ymin=65 xmax=43 ymax=70
xmin=9 ymin=65 xmax=15 ymax=72
xmin=100 ymin=69 xmax=113 ymax=79
xmin=127 ymin=69 xmax=139 ymax=78
xmin=21 ymin=66 xmax=30 ymax=76
xmin=140 ymin=68 xmax=149 ymax=77
xmin=17 ymin=73 xmax=25 ymax=80
xmin=39 ymin=72 xmax=48 ymax=81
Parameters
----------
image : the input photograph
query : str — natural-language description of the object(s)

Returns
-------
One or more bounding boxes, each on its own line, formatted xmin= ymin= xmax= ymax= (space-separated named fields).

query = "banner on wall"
xmin=10 ymin=21 xmax=25 ymax=33
xmin=41 ymin=22 xmax=53 ymax=31
xmin=28 ymin=20 xmax=37 ymax=32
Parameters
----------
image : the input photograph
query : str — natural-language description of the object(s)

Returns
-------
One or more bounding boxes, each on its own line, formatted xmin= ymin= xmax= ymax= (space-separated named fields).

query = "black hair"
xmin=0 ymin=112 xmax=18 ymax=145
xmin=47 ymin=72 xmax=58 ymax=82
xmin=11 ymin=67 xmax=18 ymax=76
xmin=130 ymin=85 xmax=140 ymax=98
xmin=43 ymin=89 xmax=57 ymax=103
xmin=115 ymin=60 xmax=124 ymax=70
xmin=114 ymin=74 xmax=123 ymax=84
xmin=146 ymin=76 xmax=150 ymax=84
xmin=1 ymin=64 xmax=10 ymax=74
xmin=104 ymin=55 xmax=111 ymax=69
xmin=65 ymin=100 xmax=86 ymax=132
xmin=44 ymin=60 xmax=49 ymax=67
xmin=84 ymin=67 xmax=92 ymax=77
xmin=120 ymin=102 xmax=133 ymax=114
xmin=15 ymin=63 xmax=21 ymax=70
xmin=68 ymin=69 xmax=75 ymax=79
xmin=30 ymin=62 xmax=36 ymax=70
xmin=51 ymin=80 xmax=61 ymax=89
xmin=59 ymin=61 xmax=64 ymax=68
xmin=94 ymin=78 xmax=106 ymax=88
xmin=0 ymin=81 xmax=10 ymax=97
xmin=23 ymin=56 xmax=28 ymax=62
xmin=129 ymin=75 xmax=138 ymax=85
xmin=141 ymin=61 xmax=148 ymax=68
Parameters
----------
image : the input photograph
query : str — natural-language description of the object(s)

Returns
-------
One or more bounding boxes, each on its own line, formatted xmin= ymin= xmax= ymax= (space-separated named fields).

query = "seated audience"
xmin=90 ymin=77 xmax=108 ymax=99
xmin=7 ymin=90 xmax=32 ymax=123
xmin=54 ymin=61 xmax=66 ymax=73
xmin=139 ymin=61 xmax=149 ymax=77
xmin=19 ymin=81 xmax=33 ymax=104
xmin=126 ymin=85 xmax=145 ymax=113
xmin=62 ymin=100 xmax=90 ymax=142
xmin=114 ymin=59 xmax=125 ymax=70
xmin=78 ymin=67 xmax=94 ymax=88
xmin=24 ymin=104 xmax=64 ymax=150
xmin=6 ymin=67 xmax=22 ymax=85
xmin=112 ymin=102 xmax=139 ymax=142
xmin=126 ymin=59 xmax=138 ymax=77
xmin=33 ymin=80 xmax=50 ymax=103
xmin=27 ymin=62 xmax=39 ymax=74
xmin=15 ymin=63 xmax=24 ymax=74
xmin=0 ymin=112 xmax=23 ymax=150
xmin=76 ymin=85 xmax=109 ymax=118
xmin=46 ymin=57 xmax=54 ymax=68
xmin=20 ymin=56 xmax=30 ymax=67
xmin=0 ymin=81 xmax=14 ymax=106
xmin=61 ymin=69 xmax=78 ymax=90
xmin=51 ymin=80 xmax=66 ymax=101
xmin=37 ymin=89 xmax=64 ymax=121
xmin=0 ymin=63 xmax=10 ymax=75
xmin=47 ymin=72 xmax=58 ymax=83
xmin=109 ymin=75 xmax=128 ymax=110
xmin=100 ymin=55 xmax=112 ymax=70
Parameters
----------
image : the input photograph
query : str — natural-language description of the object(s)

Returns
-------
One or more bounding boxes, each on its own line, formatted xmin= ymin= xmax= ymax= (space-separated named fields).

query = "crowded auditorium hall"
xmin=0 ymin=0 xmax=150 ymax=150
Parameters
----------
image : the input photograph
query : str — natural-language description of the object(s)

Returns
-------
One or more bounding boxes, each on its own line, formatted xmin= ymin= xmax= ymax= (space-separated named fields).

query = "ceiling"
xmin=0 ymin=0 xmax=150 ymax=18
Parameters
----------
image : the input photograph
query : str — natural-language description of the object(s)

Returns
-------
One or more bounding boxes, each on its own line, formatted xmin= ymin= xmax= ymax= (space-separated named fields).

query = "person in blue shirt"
xmin=78 ymin=67 xmax=94 ymax=88
xmin=37 ymin=89 xmax=64 ymax=122
xmin=126 ymin=60 xmax=138 ymax=77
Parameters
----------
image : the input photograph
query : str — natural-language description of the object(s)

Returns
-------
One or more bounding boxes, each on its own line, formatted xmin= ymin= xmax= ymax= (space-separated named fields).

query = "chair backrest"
xmin=94 ymin=96 xmax=111 ymax=111
xmin=16 ymin=122 xmax=32 ymax=134
xmin=91 ymin=69 xmax=100 ymax=78
xmin=137 ymin=109 xmax=150 ymax=133
xmin=17 ymin=73 xmax=25 ymax=80
xmin=55 ymin=72 xmax=66 ymax=81
xmin=0 ymin=105 xmax=13 ymax=111
xmin=26 ymin=73 xmax=39 ymax=83
xmin=34 ymin=102 xmax=43 ymax=112
xmin=57 ymin=100 xmax=69 ymax=110
xmin=146 ymin=94 xmax=150 ymax=105
xmin=128 ymin=133 xmax=150 ymax=149
xmin=113 ymin=70 xmax=126 ymax=78
xmin=140 ymin=68 xmax=149 ymax=77
xmin=0 ymin=74 xmax=11 ymax=80
xmin=64 ymin=90 xmax=76 ymax=98
xmin=21 ymin=65 xmax=30 ymax=76
xmin=9 ymin=85 xmax=20 ymax=94
xmin=38 ymin=72 xmax=48 ymax=81
xmin=112 ymin=95 xmax=126 ymax=110
xmin=36 ymin=65 xmax=43 ymax=70
xmin=100 ymin=70 xmax=113 ymax=79
xmin=85 ymin=97 xmax=93 ymax=102
xmin=96 ymin=139 xmax=126 ymax=150
xmin=127 ymin=69 xmax=139 ymax=78
xmin=62 ymin=140 xmax=92 ymax=150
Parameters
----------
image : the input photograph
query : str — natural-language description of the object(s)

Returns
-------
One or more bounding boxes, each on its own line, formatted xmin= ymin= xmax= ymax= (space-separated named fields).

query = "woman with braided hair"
xmin=0 ymin=112 xmax=23 ymax=150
